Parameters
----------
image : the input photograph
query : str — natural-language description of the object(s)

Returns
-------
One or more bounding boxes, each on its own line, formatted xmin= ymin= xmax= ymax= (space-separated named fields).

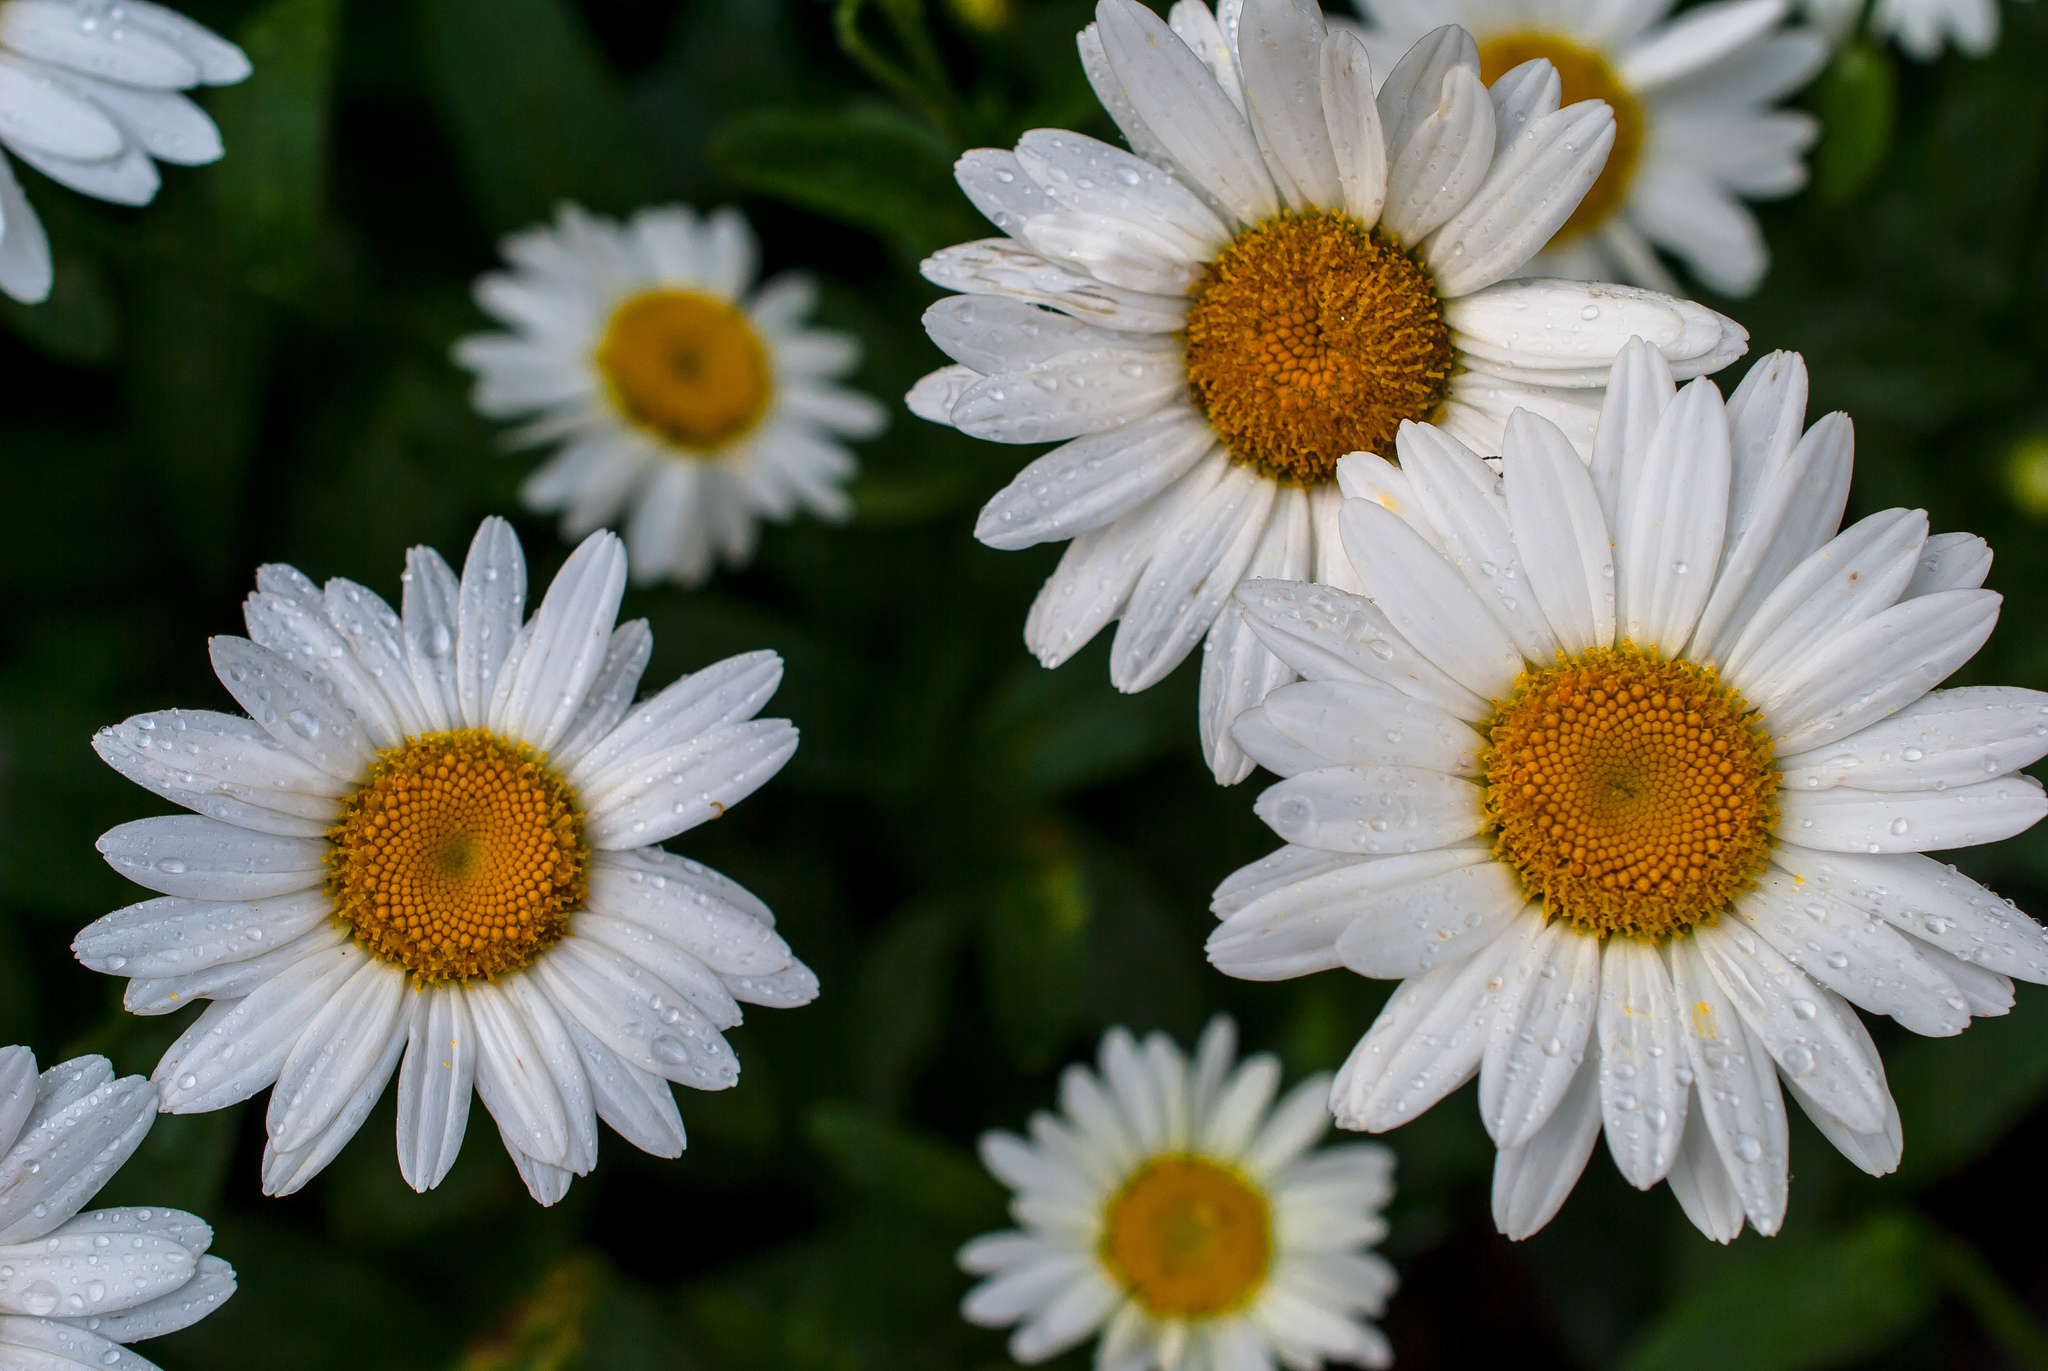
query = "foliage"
xmin=2 ymin=1 xmax=2048 ymax=1368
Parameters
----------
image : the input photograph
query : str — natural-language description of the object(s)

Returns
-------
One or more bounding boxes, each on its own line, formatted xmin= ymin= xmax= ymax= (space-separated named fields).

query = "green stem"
xmin=1940 ymin=1234 xmax=2048 ymax=1370
xmin=833 ymin=0 xmax=960 ymax=138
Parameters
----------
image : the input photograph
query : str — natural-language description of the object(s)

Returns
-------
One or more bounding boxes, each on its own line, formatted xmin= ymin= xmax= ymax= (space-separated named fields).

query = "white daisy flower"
xmin=963 ymin=1017 xmax=1397 ymax=1371
xmin=908 ymin=0 xmax=1747 ymax=786
xmin=0 ymin=1047 xmax=236 ymax=1368
xmin=1348 ymin=0 xmax=1828 ymax=296
xmin=79 ymin=517 xmax=817 ymax=1205
xmin=454 ymin=203 xmax=889 ymax=587
xmin=1209 ymin=342 xmax=2048 ymax=1242
xmin=0 ymin=0 xmax=248 ymax=303
xmin=1868 ymin=0 xmax=1998 ymax=59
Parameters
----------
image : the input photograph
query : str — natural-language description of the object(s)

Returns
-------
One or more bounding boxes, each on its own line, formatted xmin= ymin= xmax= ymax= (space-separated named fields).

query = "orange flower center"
xmin=1183 ymin=211 xmax=1451 ymax=483
xmin=1099 ymin=1156 xmax=1271 ymax=1318
xmin=327 ymin=729 xmax=587 ymax=982
xmin=1483 ymin=647 xmax=1778 ymax=939
xmin=596 ymin=288 xmax=771 ymax=452
xmin=1478 ymin=34 xmax=1645 ymax=245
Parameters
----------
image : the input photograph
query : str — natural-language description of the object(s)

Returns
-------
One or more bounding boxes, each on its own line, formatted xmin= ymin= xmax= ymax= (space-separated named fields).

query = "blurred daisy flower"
xmin=80 ymin=518 xmax=817 ymax=1204
xmin=910 ymin=0 xmax=1745 ymax=786
xmin=455 ymin=203 xmax=888 ymax=586
xmin=1210 ymin=344 xmax=2048 ymax=1242
xmin=1347 ymin=0 xmax=1829 ymax=295
xmin=0 ymin=1047 xmax=236 ymax=1367
xmin=1867 ymin=0 xmax=1998 ymax=58
xmin=0 ymin=0 xmax=249 ymax=303
xmin=963 ymin=1017 xmax=1397 ymax=1370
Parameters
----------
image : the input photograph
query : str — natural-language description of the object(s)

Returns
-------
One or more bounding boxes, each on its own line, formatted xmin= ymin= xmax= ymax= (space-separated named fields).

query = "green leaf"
xmin=208 ymin=0 xmax=341 ymax=293
xmin=1617 ymin=1213 xmax=1938 ymax=1371
xmin=805 ymin=1104 xmax=1004 ymax=1231
xmin=708 ymin=104 xmax=983 ymax=260
xmin=421 ymin=0 xmax=641 ymax=231
xmin=981 ymin=827 xmax=1092 ymax=1072
xmin=1813 ymin=41 xmax=1897 ymax=204
xmin=1889 ymin=982 xmax=2048 ymax=1188
xmin=851 ymin=901 xmax=960 ymax=1110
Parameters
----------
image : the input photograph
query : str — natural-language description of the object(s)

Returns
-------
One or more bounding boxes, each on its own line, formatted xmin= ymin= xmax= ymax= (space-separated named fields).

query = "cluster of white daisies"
xmin=9 ymin=0 xmax=2042 ymax=1367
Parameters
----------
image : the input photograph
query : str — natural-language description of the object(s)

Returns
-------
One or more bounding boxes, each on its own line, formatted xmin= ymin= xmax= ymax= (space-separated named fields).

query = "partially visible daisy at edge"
xmin=963 ymin=1017 xmax=1397 ymax=1371
xmin=908 ymin=0 xmax=1746 ymax=786
xmin=0 ymin=1046 xmax=236 ymax=1368
xmin=1209 ymin=342 xmax=2048 ymax=1241
xmin=0 ymin=0 xmax=249 ymax=303
xmin=456 ymin=203 xmax=889 ymax=586
xmin=1864 ymin=0 xmax=1999 ymax=60
xmin=1346 ymin=0 xmax=1828 ymax=295
xmin=80 ymin=518 xmax=817 ymax=1204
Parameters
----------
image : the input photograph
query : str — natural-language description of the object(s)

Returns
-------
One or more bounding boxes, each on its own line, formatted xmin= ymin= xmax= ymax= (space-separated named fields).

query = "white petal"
xmin=1587 ymin=336 xmax=1675 ymax=525
xmin=1111 ymin=459 xmax=1275 ymax=692
xmin=1778 ymin=775 xmax=2046 ymax=854
xmin=529 ymin=938 xmax=739 ymax=1092
xmin=1016 ymin=128 xmax=1229 ymax=254
xmin=1381 ymin=64 xmax=1493 ymax=244
xmin=1779 ymin=686 xmax=2048 ymax=793
xmin=466 ymin=979 xmax=571 ymax=1168
xmin=154 ymin=941 xmax=369 ymax=1113
xmin=1480 ymin=921 xmax=1600 ymax=1148
xmin=1758 ymin=589 xmax=2001 ymax=755
xmin=96 ymin=815 xmax=325 ymax=902
xmin=1447 ymin=281 xmax=1746 ymax=385
xmin=1904 ymin=531 xmax=1992 ymax=597
xmin=0 ymin=53 xmax=123 ymax=157
xmin=487 ymin=530 xmax=627 ymax=751
xmin=950 ymin=347 xmax=1186 ymax=445
xmin=551 ymin=620 xmax=655 ymax=770
xmin=71 ymin=1252 xmax=235 ymax=1341
xmin=1238 ymin=0 xmax=1342 ymax=212
xmin=1620 ymin=0 xmax=1789 ymax=90
xmin=400 ymin=545 xmax=463 ymax=730
xmin=1692 ymin=922 xmax=1888 ymax=1134
xmin=206 ymin=637 xmax=378 ymax=781
xmin=265 ymin=959 xmax=409 ymax=1154
xmin=1319 ymin=28 xmax=1387 ymax=224
xmin=118 ymin=0 xmax=250 ymax=82
xmin=1667 ymin=936 xmax=1788 ymax=1235
xmin=1687 ymin=413 xmax=1855 ymax=666
xmin=1718 ymin=508 xmax=1926 ymax=697
xmin=575 ymin=913 xmax=742 ymax=1029
xmin=1334 ymin=863 xmax=1528 ymax=978
xmin=1426 ymin=99 xmax=1615 ymax=297
xmin=568 ymin=649 xmax=782 ymax=793
xmin=1235 ymin=577 xmax=1490 ymax=720
xmin=456 ymin=518 xmax=528 ymax=729
xmin=956 ymin=147 xmax=1059 ymax=238
xmin=0 ymin=155 xmax=50 ymax=304
xmin=580 ymin=720 xmax=799 ymax=849
xmin=1490 ymin=1035 xmax=1602 ymax=1240
xmin=976 ymin=407 xmax=1216 ymax=551
xmin=1664 ymin=1099 xmax=1745 ymax=1242
xmin=1201 ymin=492 xmax=1311 ymax=784
xmin=1339 ymin=498 xmax=1523 ymax=698
xmin=586 ymin=848 xmax=793 ymax=975
xmin=1261 ymin=677 xmax=1484 ymax=773
xmin=395 ymin=986 xmax=476 ymax=1193
xmin=922 ymin=293 xmax=1177 ymax=376
xmin=1770 ymin=846 xmax=2048 ymax=985
xmin=1096 ymin=0 xmax=1278 ymax=225
xmin=1502 ymin=408 xmax=1614 ymax=654
xmin=1596 ymin=937 xmax=1689 ymax=1188
xmin=92 ymin=710 xmax=343 ymax=839
xmin=1208 ymin=845 xmax=1491 ymax=981
xmin=1256 ymin=762 xmax=1484 ymax=856
xmin=1738 ymin=868 xmax=1970 ymax=1036
xmin=1614 ymin=377 xmax=1730 ymax=654
xmin=1331 ymin=911 xmax=1540 ymax=1130
xmin=921 ymin=237 xmax=1187 ymax=333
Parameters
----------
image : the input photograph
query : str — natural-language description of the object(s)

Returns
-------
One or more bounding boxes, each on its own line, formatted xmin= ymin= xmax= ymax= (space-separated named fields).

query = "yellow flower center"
xmin=1099 ymin=1156 xmax=1271 ymax=1318
xmin=326 ymin=729 xmax=588 ymax=983
xmin=1478 ymin=34 xmax=1644 ymax=245
xmin=1482 ymin=647 xmax=1778 ymax=940
xmin=1182 ymin=211 xmax=1452 ymax=483
xmin=596 ymin=288 xmax=771 ymax=452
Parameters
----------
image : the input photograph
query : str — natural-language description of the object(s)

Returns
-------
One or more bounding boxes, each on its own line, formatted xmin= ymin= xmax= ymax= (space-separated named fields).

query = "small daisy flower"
xmin=1349 ymin=0 xmax=1828 ymax=295
xmin=910 ymin=0 xmax=1746 ymax=786
xmin=80 ymin=518 xmax=817 ymax=1204
xmin=0 ymin=1046 xmax=236 ymax=1367
xmin=963 ymin=1018 xmax=1397 ymax=1371
xmin=1209 ymin=343 xmax=2048 ymax=1242
xmin=455 ymin=203 xmax=889 ymax=587
xmin=0 ymin=0 xmax=248 ymax=303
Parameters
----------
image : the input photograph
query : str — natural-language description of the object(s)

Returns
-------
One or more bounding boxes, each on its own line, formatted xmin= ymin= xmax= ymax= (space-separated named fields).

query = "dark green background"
xmin=2 ymin=0 xmax=2046 ymax=1366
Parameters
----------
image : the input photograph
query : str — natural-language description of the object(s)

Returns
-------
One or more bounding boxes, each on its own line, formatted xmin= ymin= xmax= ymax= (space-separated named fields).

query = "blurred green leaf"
xmin=210 ymin=0 xmax=341 ymax=293
xmin=422 ymin=0 xmax=641 ymax=231
xmin=807 ymin=1103 xmax=1004 ymax=1230
xmin=1889 ymin=983 xmax=2048 ymax=1188
xmin=982 ymin=825 xmax=1092 ymax=1072
xmin=1618 ymin=1212 xmax=1936 ymax=1371
xmin=1813 ymin=41 xmax=1897 ymax=204
xmin=0 ymin=251 xmax=117 ymax=363
xmin=852 ymin=901 xmax=959 ymax=1110
xmin=709 ymin=104 xmax=982 ymax=260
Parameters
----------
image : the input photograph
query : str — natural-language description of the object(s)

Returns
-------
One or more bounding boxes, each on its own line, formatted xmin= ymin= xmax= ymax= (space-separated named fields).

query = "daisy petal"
xmin=1619 ymin=0 xmax=1789 ymax=91
xmin=1235 ymin=578 xmax=1491 ymax=721
xmin=1481 ymin=921 xmax=1600 ymax=1148
xmin=1261 ymin=678 xmax=1484 ymax=774
xmin=1339 ymin=498 xmax=1523 ymax=699
xmin=1490 ymin=1035 xmax=1602 ymax=1240
xmin=1614 ymin=377 xmax=1730 ymax=654
xmin=1668 ymin=936 xmax=1788 ymax=1235
xmin=1665 ymin=1101 xmax=1745 ymax=1242
xmin=456 ymin=518 xmax=527 ymax=730
xmin=1201 ymin=492 xmax=1311 ymax=784
xmin=1502 ymin=408 xmax=1615 ymax=654
xmin=395 ymin=986 xmax=476 ymax=1193
xmin=1208 ymin=846 xmax=1493 ymax=981
xmin=1111 ymin=459 xmax=1276 ymax=692
xmin=1770 ymin=847 xmax=2048 ymax=985
xmin=1778 ymin=686 xmax=2048 ymax=792
xmin=1333 ymin=864 xmax=1528 ymax=978
xmin=1319 ymin=28 xmax=1388 ymax=225
xmin=155 ymin=941 xmax=369 ymax=1114
xmin=1596 ymin=937 xmax=1689 ymax=1187
xmin=96 ymin=815 xmax=325 ymax=903
xmin=1904 ymin=531 xmax=1992 ymax=597
xmin=1238 ymin=0 xmax=1342 ymax=212
xmin=1777 ymin=775 xmax=2047 ymax=854
xmin=975 ymin=407 xmax=1216 ymax=551
xmin=1381 ymin=64 xmax=1494 ymax=245
xmin=1256 ymin=763 xmax=1485 ymax=856
xmin=1426 ymin=99 xmax=1615 ymax=297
